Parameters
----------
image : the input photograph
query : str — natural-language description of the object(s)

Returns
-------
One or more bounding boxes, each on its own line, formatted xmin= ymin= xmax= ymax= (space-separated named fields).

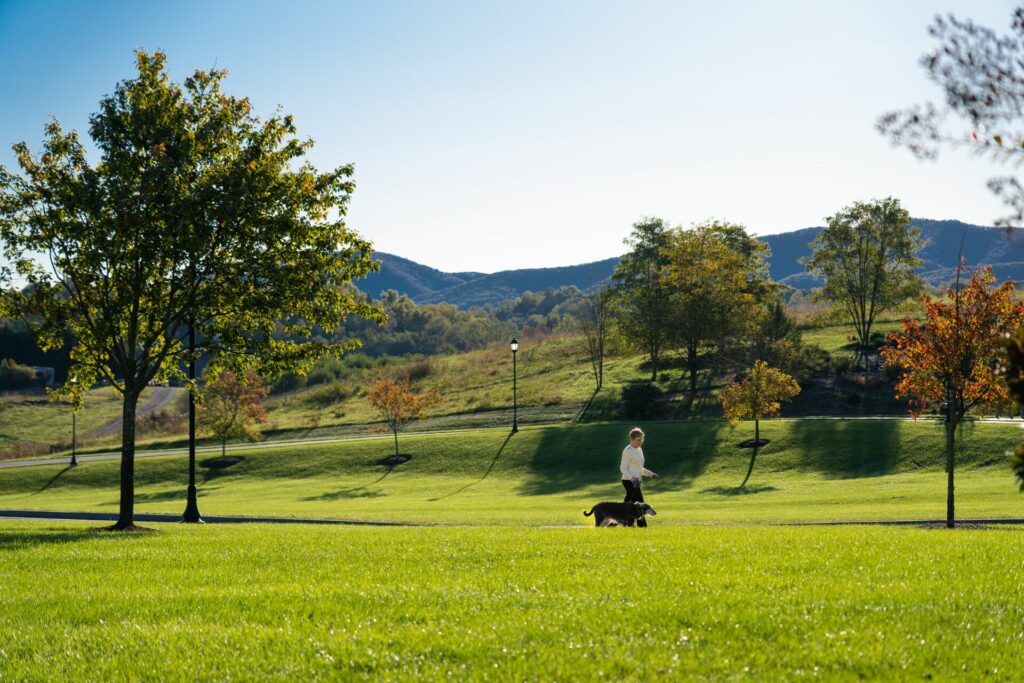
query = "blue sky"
xmin=0 ymin=0 xmax=1016 ymax=272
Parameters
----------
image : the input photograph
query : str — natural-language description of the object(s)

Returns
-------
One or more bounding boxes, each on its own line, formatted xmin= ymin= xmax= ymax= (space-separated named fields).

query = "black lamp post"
xmin=181 ymin=320 xmax=203 ymax=523
xmin=510 ymin=337 xmax=519 ymax=433
xmin=69 ymin=376 xmax=78 ymax=467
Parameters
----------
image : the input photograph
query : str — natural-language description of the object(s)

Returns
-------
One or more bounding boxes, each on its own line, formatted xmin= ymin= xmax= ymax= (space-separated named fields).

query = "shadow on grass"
xmin=124 ymin=486 xmax=220 ymax=503
xmin=700 ymin=484 xmax=779 ymax=496
xmin=518 ymin=421 xmax=724 ymax=496
xmin=304 ymin=466 xmax=396 ymax=502
xmin=429 ymin=431 xmax=515 ymax=501
xmin=0 ymin=527 xmax=117 ymax=550
xmin=789 ymin=418 xmax=901 ymax=478
xmin=33 ymin=466 xmax=74 ymax=494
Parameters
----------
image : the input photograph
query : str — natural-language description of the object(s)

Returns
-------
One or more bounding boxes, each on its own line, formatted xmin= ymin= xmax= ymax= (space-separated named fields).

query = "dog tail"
xmin=582 ymin=506 xmax=594 ymax=517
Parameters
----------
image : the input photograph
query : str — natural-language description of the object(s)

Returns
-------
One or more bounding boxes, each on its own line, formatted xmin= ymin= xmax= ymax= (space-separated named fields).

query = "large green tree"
xmin=803 ymin=197 xmax=923 ymax=367
xmin=0 ymin=51 xmax=382 ymax=530
xmin=663 ymin=221 xmax=769 ymax=397
xmin=611 ymin=217 xmax=672 ymax=381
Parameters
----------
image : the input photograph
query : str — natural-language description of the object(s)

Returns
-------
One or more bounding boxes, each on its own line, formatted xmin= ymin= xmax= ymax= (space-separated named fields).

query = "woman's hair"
xmin=629 ymin=427 xmax=645 ymax=441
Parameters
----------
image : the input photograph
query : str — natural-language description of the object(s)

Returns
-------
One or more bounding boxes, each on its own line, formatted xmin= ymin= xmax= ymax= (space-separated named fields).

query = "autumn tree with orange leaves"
xmin=201 ymin=370 xmax=269 ymax=458
xmin=882 ymin=265 xmax=1024 ymax=528
xmin=367 ymin=375 xmax=441 ymax=456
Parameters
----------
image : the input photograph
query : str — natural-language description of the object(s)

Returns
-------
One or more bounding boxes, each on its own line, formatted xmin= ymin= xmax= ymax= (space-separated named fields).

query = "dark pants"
xmin=622 ymin=479 xmax=648 ymax=527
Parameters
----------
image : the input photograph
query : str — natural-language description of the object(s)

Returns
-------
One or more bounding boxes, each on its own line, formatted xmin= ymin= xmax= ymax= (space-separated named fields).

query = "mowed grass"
xmin=1 ymin=522 xmax=1022 ymax=680
xmin=1 ymin=420 xmax=1022 ymax=525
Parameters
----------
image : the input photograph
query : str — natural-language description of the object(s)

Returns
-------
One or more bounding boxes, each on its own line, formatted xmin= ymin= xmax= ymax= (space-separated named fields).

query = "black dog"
xmin=583 ymin=501 xmax=657 ymax=527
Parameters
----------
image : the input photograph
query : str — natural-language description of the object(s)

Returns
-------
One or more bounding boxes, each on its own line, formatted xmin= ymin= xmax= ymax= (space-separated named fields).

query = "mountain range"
xmin=358 ymin=219 xmax=1024 ymax=309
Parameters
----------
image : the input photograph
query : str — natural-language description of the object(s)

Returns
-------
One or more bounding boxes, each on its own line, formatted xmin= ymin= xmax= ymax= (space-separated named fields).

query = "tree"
xmin=803 ymin=198 xmax=924 ymax=368
xmin=877 ymin=6 xmax=1024 ymax=230
xmin=882 ymin=264 xmax=1024 ymax=527
xmin=0 ymin=51 xmax=382 ymax=530
xmin=575 ymin=287 xmax=612 ymax=390
xmin=200 ymin=370 xmax=268 ymax=458
xmin=611 ymin=218 xmax=672 ymax=381
xmin=366 ymin=375 xmax=441 ymax=456
xmin=1000 ymin=326 xmax=1024 ymax=489
xmin=719 ymin=360 xmax=801 ymax=487
xmin=662 ymin=221 xmax=767 ymax=397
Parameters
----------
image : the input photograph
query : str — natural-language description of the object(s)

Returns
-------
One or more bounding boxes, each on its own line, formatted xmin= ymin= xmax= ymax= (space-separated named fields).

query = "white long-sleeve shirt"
xmin=620 ymin=444 xmax=654 ymax=481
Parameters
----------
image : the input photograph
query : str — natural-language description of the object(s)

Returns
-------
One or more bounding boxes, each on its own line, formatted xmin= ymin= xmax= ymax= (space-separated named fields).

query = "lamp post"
xmin=181 ymin=320 xmax=203 ymax=523
xmin=510 ymin=337 xmax=519 ymax=433
xmin=69 ymin=376 xmax=78 ymax=467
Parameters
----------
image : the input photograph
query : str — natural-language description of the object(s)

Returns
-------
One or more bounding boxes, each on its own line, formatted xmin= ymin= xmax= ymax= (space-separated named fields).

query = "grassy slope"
xmin=1 ymin=420 xmax=1021 ymax=525
xmin=1 ymin=522 xmax=1021 ymax=680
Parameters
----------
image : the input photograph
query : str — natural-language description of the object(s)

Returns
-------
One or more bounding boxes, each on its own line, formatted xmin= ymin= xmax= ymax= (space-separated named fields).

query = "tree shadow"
xmin=429 ymin=431 xmax=515 ymax=501
xmin=125 ymin=486 xmax=221 ymax=503
xmin=788 ymin=418 xmax=901 ymax=477
xmin=304 ymin=466 xmax=396 ymax=502
xmin=518 ymin=421 xmax=724 ymax=496
xmin=33 ymin=466 xmax=74 ymax=494
xmin=0 ymin=526 xmax=121 ymax=550
xmin=572 ymin=387 xmax=601 ymax=423
xmin=700 ymin=484 xmax=779 ymax=496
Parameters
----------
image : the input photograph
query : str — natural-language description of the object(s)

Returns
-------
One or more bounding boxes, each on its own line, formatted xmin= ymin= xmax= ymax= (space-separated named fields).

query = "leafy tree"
xmin=877 ymin=6 xmax=1024 ymax=229
xmin=1001 ymin=326 xmax=1024 ymax=489
xmin=0 ymin=51 xmax=382 ymax=529
xmin=882 ymin=265 xmax=1024 ymax=527
xmin=719 ymin=360 xmax=801 ymax=487
xmin=200 ymin=370 xmax=268 ymax=458
xmin=803 ymin=198 xmax=924 ymax=367
xmin=611 ymin=218 xmax=672 ymax=381
xmin=662 ymin=221 xmax=767 ymax=397
xmin=575 ymin=287 xmax=613 ymax=390
xmin=366 ymin=374 xmax=441 ymax=456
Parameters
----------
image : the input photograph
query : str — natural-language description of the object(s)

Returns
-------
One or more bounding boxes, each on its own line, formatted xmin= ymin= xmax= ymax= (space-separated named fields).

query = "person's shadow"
xmin=428 ymin=431 xmax=515 ymax=501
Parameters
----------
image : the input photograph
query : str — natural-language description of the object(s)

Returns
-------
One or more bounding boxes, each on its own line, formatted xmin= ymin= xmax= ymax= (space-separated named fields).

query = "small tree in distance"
xmin=367 ymin=375 xmax=441 ymax=457
xmin=201 ymin=370 xmax=269 ymax=458
xmin=882 ymin=264 xmax=1024 ymax=527
xmin=719 ymin=360 xmax=801 ymax=487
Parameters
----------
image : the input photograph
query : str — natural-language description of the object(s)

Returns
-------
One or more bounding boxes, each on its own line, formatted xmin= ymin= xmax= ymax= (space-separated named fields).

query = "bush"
xmin=620 ymin=383 xmax=664 ymax=419
xmin=883 ymin=362 xmax=903 ymax=383
xmin=0 ymin=359 xmax=36 ymax=390
xmin=306 ymin=357 xmax=347 ymax=386
xmin=270 ymin=372 xmax=305 ymax=395
xmin=404 ymin=359 xmax=433 ymax=381
xmin=830 ymin=355 xmax=853 ymax=376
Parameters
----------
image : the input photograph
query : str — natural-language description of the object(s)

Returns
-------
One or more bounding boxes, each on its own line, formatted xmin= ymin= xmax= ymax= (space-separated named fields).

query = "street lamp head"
xmin=510 ymin=338 xmax=518 ymax=353
xmin=69 ymin=376 xmax=78 ymax=385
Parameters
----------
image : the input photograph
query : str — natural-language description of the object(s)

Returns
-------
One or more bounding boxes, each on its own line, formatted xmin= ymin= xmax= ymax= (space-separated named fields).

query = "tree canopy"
xmin=0 ymin=50 xmax=382 ymax=528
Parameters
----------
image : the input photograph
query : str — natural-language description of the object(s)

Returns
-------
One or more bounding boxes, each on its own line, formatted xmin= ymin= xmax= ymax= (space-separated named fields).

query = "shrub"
xmin=404 ymin=359 xmax=433 ymax=381
xmin=306 ymin=357 xmax=347 ymax=386
xmin=830 ymin=355 xmax=853 ymax=376
xmin=270 ymin=372 xmax=305 ymax=395
xmin=0 ymin=359 xmax=36 ymax=390
xmin=620 ymin=383 xmax=664 ymax=419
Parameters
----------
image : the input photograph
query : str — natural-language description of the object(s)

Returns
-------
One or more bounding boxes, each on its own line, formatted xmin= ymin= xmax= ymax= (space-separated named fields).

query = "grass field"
xmin=1 ymin=522 xmax=1022 ymax=680
xmin=2 ymin=420 xmax=1022 ymax=526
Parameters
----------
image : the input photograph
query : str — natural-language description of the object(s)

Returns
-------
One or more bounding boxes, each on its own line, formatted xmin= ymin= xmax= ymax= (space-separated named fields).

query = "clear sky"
xmin=0 ymin=0 xmax=1016 ymax=272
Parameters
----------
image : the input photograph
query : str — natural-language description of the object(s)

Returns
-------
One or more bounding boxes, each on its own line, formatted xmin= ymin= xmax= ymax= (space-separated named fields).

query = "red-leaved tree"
xmin=882 ymin=264 xmax=1024 ymax=527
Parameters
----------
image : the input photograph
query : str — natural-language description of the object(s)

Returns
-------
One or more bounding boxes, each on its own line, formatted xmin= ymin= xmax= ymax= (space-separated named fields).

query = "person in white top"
xmin=620 ymin=426 xmax=659 ymax=527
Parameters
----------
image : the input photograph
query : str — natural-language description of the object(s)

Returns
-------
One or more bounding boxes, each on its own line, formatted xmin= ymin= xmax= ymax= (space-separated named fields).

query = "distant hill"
xmin=358 ymin=219 xmax=1024 ymax=308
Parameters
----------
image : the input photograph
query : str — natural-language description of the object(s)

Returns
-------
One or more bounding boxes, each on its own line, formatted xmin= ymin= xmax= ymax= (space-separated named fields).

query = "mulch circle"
xmin=200 ymin=456 xmax=245 ymax=469
xmin=738 ymin=439 xmax=770 ymax=449
xmin=915 ymin=522 xmax=991 ymax=530
xmin=379 ymin=454 xmax=411 ymax=467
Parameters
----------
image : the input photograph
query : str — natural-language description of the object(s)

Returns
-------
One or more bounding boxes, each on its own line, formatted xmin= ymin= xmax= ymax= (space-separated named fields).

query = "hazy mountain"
xmin=358 ymin=219 xmax=1024 ymax=308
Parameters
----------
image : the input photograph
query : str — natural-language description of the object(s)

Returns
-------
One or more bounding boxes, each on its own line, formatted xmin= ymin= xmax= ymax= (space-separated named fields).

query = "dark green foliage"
xmin=0 ymin=358 xmax=36 ymax=390
xmin=620 ymin=382 xmax=664 ymax=419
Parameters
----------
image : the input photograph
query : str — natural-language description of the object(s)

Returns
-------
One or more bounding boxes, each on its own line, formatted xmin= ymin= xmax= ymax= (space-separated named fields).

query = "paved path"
xmin=82 ymin=386 xmax=184 ymax=439
xmin=2 ymin=509 xmax=1022 ymax=528
xmin=0 ymin=509 xmax=421 ymax=526
xmin=0 ymin=426 xmax=504 ymax=469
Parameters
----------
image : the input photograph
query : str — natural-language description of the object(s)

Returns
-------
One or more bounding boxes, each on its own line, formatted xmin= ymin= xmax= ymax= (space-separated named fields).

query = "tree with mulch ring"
xmin=720 ymin=360 xmax=801 ymax=487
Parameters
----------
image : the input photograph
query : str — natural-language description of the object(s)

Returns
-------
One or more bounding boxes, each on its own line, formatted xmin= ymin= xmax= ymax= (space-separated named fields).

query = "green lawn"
xmin=1 ymin=522 xmax=1021 ymax=680
xmin=1 ymin=419 xmax=1021 ymax=526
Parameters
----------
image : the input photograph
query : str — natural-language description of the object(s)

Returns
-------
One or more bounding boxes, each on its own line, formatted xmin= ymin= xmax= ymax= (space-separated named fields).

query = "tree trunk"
xmin=755 ymin=419 xmax=760 ymax=445
xmin=649 ymin=348 xmax=658 ymax=382
xmin=114 ymin=390 xmax=141 ymax=530
xmin=740 ymin=446 xmax=758 ymax=488
xmin=393 ymin=427 xmax=400 ymax=456
xmin=688 ymin=345 xmax=698 ymax=397
xmin=946 ymin=414 xmax=956 ymax=529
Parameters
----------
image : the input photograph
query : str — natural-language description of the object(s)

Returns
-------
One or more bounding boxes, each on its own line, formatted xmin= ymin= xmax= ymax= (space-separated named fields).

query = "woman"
xmin=620 ymin=427 xmax=659 ymax=527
